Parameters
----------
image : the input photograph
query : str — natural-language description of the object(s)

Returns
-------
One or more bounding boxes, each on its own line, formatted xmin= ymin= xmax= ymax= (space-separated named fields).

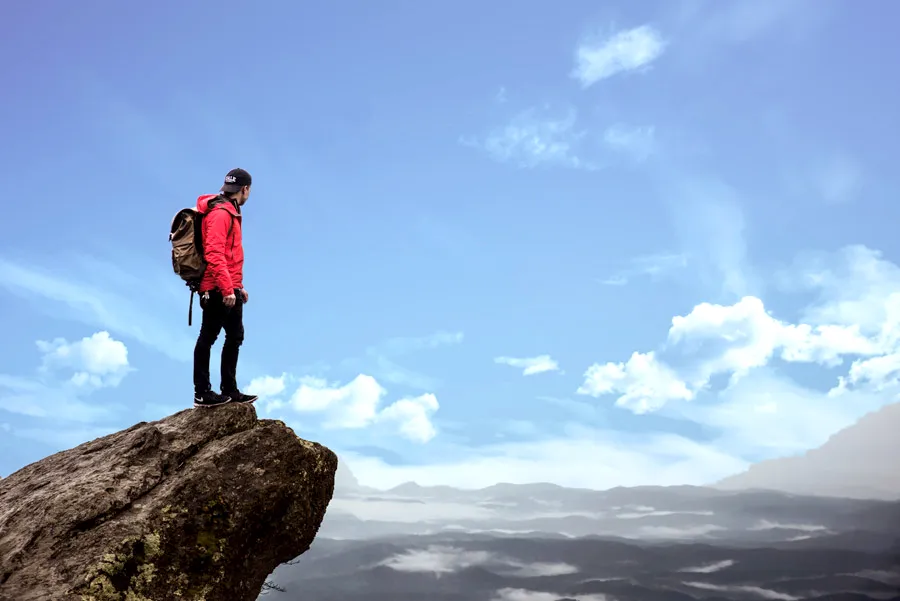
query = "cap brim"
xmin=220 ymin=183 xmax=241 ymax=193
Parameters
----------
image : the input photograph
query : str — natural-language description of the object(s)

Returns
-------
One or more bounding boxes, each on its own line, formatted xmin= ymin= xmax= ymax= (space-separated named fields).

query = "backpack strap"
xmin=189 ymin=197 xmax=236 ymax=326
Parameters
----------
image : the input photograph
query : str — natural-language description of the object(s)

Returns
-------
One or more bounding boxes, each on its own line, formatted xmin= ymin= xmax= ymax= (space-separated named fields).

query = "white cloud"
xmin=292 ymin=374 xmax=385 ymax=428
xmin=245 ymin=373 xmax=287 ymax=399
xmin=380 ymin=546 xmax=494 ymax=574
xmin=377 ymin=393 xmax=440 ymax=443
xmin=245 ymin=373 xmax=289 ymax=411
xmin=667 ymin=296 xmax=879 ymax=386
xmin=465 ymin=107 xmax=594 ymax=170
xmin=579 ymin=293 xmax=886 ymax=418
xmin=665 ymin=174 xmax=756 ymax=298
xmin=378 ymin=331 xmax=464 ymax=354
xmin=492 ymin=589 xmax=610 ymax=601
xmin=679 ymin=559 xmax=735 ymax=573
xmin=578 ymin=351 xmax=691 ymax=414
xmin=684 ymin=582 xmax=796 ymax=601
xmin=572 ymin=24 xmax=667 ymax=87
xmin=577 ymin=243 xmax=900 ymax=467
xmin=494 ymin=355 xmax=560 ymax=376
xmin=344 ymin=329 xmax=464 ymax=391
xmin=322 ymin=245 xmax=900 ymax=491
xmin=0 ymin=331 xmax=131 ymax=424
xmin=341 ymin=429 xmax=747 ymax=490
xmin=380 ymin=545 xmax=578 ymax=579
xmin=252 ymin=373 xmax=440 ymax=443
xmin=0 ymin=256 xmax=195 ymax=361
xmin=36 ymin=331 xmax=131 ymax=388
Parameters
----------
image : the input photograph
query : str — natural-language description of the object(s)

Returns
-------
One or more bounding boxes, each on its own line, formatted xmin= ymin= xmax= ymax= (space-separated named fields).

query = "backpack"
xmin=169 ymin=197 xmax=233 ymax=326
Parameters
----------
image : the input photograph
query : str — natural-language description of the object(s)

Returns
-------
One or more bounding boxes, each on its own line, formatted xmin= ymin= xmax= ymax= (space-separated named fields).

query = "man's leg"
xmin=220 ymin=288 xmax=257 ymax=403
xmin=193 ymin=291 xmax=230 ymax=407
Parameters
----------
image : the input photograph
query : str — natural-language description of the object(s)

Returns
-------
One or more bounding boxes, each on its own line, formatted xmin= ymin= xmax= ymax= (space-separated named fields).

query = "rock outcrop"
xmin=0 ymin=403 xmax=337 ymax=601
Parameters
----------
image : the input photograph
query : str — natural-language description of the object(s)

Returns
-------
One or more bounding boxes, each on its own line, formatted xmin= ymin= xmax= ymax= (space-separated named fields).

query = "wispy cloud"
xmin=495 ymin=355 xmax=560 ymax=376
xmin=663 ymin=173 xmax=757 ymax=299
xmin=379 ymin=331 xmax=464 ymax=355
xmin=572 ymin=24 xmax=667 ymax=88
xmin=599 ymin=251 xmax=688 ymax=286
xmin=0 ymin=256 xmax=195 ymax=361
xmin=462 ymin=107 xmax=595 ymax=170
xmin=340 ymin=428 xmax=747 ymax=490
xmin=349 ymin=330 xmax=464 ymax=391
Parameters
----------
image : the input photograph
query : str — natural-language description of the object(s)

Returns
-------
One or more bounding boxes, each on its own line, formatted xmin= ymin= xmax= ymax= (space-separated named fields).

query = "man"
xmin=192 ymin=168 xmax=259 ymax=408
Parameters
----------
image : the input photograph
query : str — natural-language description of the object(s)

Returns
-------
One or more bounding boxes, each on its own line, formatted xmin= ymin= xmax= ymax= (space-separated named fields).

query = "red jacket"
xmin=196 ymin=194 xmax=244 ymax=295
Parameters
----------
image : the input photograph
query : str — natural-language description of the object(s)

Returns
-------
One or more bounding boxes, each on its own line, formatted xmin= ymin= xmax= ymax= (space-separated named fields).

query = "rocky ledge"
xmin=0 ymin=403 xmax=337 ymax=601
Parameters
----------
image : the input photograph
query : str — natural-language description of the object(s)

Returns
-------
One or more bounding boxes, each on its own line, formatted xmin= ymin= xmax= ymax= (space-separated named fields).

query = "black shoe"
xmin=223 ymin=390 xmax=258 ymax=404
xmin=194 ymin=390 xmax=232 ymax=408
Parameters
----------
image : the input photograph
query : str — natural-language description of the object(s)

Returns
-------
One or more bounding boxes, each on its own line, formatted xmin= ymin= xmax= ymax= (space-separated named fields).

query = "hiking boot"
xmin=223 ymin=389 xmax=258 ymax=404
xmin=194 ymin=390 xmax=232 ymax=408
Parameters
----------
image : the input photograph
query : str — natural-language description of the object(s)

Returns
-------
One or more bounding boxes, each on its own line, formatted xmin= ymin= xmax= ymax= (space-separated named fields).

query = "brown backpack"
xmin=169 ymin=199 xmax=233 ymax=325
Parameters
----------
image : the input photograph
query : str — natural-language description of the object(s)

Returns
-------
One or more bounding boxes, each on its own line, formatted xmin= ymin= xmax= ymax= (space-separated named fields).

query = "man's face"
xmin=238 ymin=185 xmax=251 ymax=205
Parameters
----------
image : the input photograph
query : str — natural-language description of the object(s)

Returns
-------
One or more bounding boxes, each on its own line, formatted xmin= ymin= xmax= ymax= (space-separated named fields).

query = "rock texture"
xmin=0 ymin=403 xmax=337 ymax=601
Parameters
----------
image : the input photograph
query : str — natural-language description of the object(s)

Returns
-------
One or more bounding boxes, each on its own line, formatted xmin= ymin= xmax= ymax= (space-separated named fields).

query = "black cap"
xmin=220 ymin=168 xmax=252 ymax=193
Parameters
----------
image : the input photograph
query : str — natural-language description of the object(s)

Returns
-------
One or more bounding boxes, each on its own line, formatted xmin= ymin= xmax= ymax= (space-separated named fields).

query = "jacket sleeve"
xmin=203 ymin=208 xmax=234 ymax=294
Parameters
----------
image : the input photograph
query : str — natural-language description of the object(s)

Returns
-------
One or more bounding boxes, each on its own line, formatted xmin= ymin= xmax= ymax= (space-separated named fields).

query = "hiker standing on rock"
xmin=191 ymin=168 xmax=259 ymax=408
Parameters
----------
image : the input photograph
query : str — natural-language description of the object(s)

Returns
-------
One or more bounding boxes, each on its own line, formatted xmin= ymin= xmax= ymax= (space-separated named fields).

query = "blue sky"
xmin=2 ymin=0 xmax=899 ymax=489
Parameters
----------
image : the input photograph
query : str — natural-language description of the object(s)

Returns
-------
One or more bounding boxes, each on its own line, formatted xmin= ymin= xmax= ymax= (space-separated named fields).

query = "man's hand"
xmin=223 ymin=293 xmax=237 ymax=308
xmin=241 ymin=289 xmax=249 ymax=304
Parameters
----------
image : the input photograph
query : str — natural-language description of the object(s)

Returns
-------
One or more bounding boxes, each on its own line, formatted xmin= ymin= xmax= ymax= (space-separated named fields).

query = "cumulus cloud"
xmin=328 ymin=245 xmax=900 ymax=490
xmin=573 ymin=244 xmax=900 ymax=466
xmin=0 ymin=331 xmax=132 ymax=427
xmin=494 ymin=355 xmax=560 ymax=376
xmin=578 ymin=290 xmax=886 ymax=416
xmin=572 ymin=24 xmax=667 ymax=87
xmin=36 ymin=331 xmax=131 ymax=388
xmin=246 ymin=372 xmax=440 ymax=443
xmin=578 ymin=351 xmax=691 ymax=414
xmin=245 ymin=373 xmax=288 ymax=407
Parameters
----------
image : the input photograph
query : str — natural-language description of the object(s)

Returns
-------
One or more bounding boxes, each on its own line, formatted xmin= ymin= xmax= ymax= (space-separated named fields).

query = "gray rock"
xmin=0 ymin=403 xmax=337 ymax=601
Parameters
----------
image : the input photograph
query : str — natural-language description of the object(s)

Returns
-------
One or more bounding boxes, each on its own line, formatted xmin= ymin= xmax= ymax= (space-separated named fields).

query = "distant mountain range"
xmin=335 ymin=401 xmax=900 ymax=504
xmin=262 ymin=404 xmax=900 ymax=600
xmin=714 ymin=401 xmax=900 ymax=500
xmin=267 ymin=494 xmax=900 ymax=601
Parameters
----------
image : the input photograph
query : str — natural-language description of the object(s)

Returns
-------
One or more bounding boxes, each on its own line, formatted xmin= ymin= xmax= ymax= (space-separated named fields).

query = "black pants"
xmin=193 ymin=288 xmax=244 ymax=395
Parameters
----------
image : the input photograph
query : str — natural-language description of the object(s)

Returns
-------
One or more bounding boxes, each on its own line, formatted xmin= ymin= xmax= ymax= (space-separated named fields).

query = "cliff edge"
xmin=0 ymin=403 xmax=337 ymax=601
